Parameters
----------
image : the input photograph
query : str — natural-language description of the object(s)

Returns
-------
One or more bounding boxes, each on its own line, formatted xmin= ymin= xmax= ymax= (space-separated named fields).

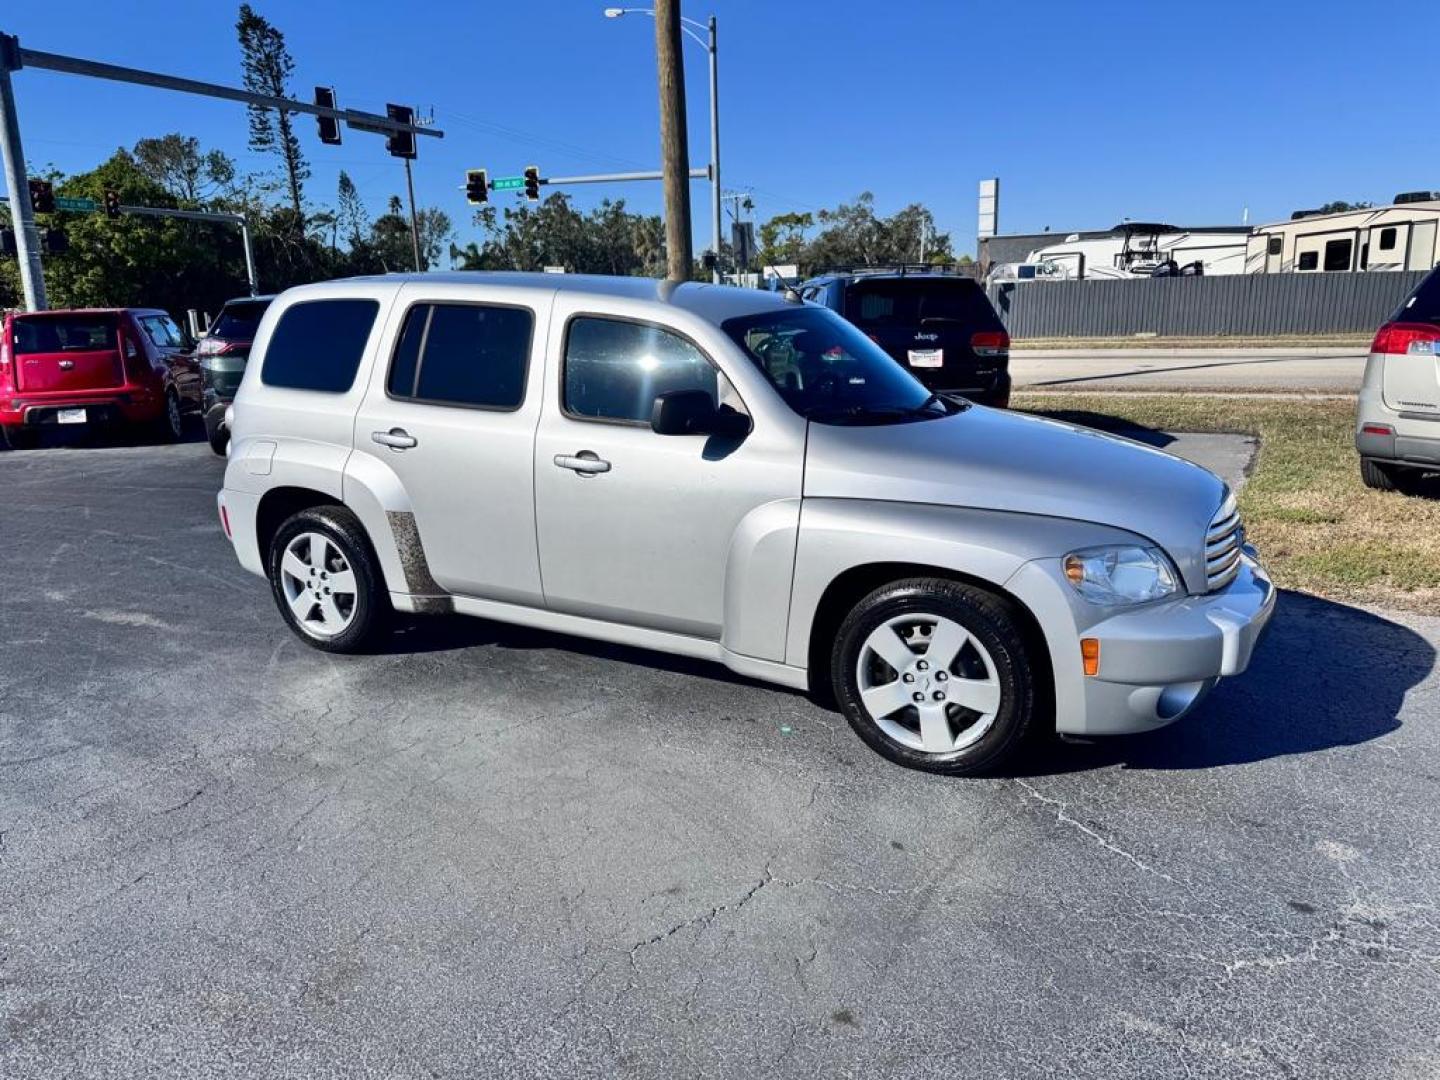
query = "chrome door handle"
xmin=372 ymin=428 xmax=418 ymax=450
xmin=553 ymin=451 xmax=611 ymax=475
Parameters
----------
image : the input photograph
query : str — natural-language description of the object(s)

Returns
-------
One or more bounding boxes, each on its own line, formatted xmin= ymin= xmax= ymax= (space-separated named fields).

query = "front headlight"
xmin=1062 ymin=544 xmax=1179 ymax=605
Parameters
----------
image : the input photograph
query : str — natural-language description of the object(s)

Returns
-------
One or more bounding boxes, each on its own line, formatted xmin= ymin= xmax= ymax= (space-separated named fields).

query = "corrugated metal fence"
xmin=986 ymin=271 xmax=1428 ymax=339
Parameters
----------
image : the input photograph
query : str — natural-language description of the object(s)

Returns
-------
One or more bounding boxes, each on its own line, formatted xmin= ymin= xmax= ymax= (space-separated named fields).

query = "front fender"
xmin=784 ymin=498 xmax=1139 ymax=671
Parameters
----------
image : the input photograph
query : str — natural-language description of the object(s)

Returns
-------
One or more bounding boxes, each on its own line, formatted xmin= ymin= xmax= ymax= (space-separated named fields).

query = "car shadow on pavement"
xmin=381 ymin=614 xmax=782 ymax=692
xmin=1018 ymin=590 xmax=1434 ymax=775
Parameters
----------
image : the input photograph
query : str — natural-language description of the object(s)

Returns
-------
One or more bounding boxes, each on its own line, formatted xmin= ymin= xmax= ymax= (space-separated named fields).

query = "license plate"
xmin=908 ymin=348 xmax=943 ymax=369
xmin=56 ymin=408 xmax=87 ymax=425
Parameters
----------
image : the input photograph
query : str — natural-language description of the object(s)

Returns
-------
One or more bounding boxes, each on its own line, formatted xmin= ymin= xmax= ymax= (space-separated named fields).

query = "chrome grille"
xmin=1205 ymin=493 xmax=1244 ymax=592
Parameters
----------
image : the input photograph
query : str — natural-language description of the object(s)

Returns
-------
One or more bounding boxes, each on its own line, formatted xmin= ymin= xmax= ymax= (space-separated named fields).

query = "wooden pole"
xmin=654 ymin=0 xmax=692 ymax=280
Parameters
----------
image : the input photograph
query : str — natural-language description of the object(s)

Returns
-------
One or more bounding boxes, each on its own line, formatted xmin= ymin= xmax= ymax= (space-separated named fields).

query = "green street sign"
xmin=491 ymin=176 xmax=525 ymax=191
xmin=54 ymin=197 xmax=97 ymax=212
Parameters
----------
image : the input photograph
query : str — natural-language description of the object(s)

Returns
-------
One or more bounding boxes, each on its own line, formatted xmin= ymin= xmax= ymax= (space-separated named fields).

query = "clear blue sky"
xmin=6 ymin=0 xmax=1438 ymax=255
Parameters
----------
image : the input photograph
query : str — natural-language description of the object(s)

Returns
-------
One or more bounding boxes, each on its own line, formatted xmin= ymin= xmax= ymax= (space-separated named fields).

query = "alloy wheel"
xmin=279 ymin=531 xmax=359 ymax=639
xmin=855 ymin=613 xmax=1003 ymax=754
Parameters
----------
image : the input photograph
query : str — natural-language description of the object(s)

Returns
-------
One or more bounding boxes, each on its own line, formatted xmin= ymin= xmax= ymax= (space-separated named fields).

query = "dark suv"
xmin=198 ymin=294 xmax=274 ymax=453
xmin=797 ymin=268 xmax=1011 ymax=407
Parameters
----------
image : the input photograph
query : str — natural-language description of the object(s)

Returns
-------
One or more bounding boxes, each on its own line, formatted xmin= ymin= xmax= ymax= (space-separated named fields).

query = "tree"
xmin=459 ymin=194 xmax=664 ymax=275
xmin=132 ymin=134 xmax=236 ymax=205
xmin=757 ymin=211 xmax=813 ymax=268
xmin=1316 ymin=200 xmax=1374 ymax=215
xmin=336 ymin=171 xmax=368 ymax=247
xmin=365 ymin=196 xmax=452 ymax=271
xmin=756 ymin=194 xmax=955 ymax=275
xmin=236 ymin=4 xmax=308 ymax=219
xmin=40 ymin=150 xmax=246 ymax=316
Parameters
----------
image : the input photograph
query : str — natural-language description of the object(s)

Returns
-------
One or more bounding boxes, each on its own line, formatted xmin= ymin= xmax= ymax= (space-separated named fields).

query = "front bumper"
xmin=1007 ymin=548 xmax=1276 ymax=736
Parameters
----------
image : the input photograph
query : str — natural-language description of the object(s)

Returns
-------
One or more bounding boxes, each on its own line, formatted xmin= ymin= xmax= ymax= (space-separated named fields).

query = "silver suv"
xmin=219 ymin=273 xmax=1274 ymax=775
xmin=1356 ymin=267 xmax=1440 ymax=492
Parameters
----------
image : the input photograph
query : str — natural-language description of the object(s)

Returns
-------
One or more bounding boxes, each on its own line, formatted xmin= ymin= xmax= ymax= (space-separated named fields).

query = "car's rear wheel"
xmin=153 ymin=390 xmax=184 ymax=443
xmin=1360 ymin=457 xmax=1432 ymax=495
xmin=206 ymin=418 xmax=229 ymax=455
xmin=267 ymin=506 xmax=387 ymax=652
xmin=2 ymin=425 xmax=37 ymax=450
xmin=832 ymin=578 xmax=1036 ymax=776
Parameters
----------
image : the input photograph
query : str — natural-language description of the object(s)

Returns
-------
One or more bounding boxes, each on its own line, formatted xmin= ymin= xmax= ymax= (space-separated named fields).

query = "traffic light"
xmin=385 ymin=103 xmax=417 ymax=159
xmin=103 ymin=190 xmax=121 ymax=219
xmin=28 ymin=179 xmax=54 ymax=214
xmin=315 ymin=86 xmax=342 ymax=145
xmin=465 ymin=169 xmax=489 ymax=206
xmin=42 ymin=228 xmax=68 ymax=255
xmin=523 ymin=165 xmax=540 ymax=202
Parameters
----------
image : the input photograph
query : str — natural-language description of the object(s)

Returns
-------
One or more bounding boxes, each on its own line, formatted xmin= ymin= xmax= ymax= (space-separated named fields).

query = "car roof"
xmin=803 ymin=271 xmax=980 ymax=286
xmin=282 ymin=272 xmax=802 ymax=324
xmin=221 ymin=295 xmax=278 ymax=305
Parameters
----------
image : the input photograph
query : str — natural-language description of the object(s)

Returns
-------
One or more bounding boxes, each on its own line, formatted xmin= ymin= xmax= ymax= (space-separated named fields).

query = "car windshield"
xmin=722 ymin=305 xmax=961 ymax=424
xmin=210 ymin=300 xmax=271 ymax=340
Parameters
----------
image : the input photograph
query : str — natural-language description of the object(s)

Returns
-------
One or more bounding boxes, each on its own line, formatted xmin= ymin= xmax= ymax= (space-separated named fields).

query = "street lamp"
xmin=604 ymin=6 xmax=721 ymax=284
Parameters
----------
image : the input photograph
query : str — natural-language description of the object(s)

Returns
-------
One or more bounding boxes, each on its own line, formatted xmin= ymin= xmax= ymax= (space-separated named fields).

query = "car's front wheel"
xmin=267 ymin=506 xmax=387 ymax=652
xmin=831 ymin=578 xmax=1037 ymax=776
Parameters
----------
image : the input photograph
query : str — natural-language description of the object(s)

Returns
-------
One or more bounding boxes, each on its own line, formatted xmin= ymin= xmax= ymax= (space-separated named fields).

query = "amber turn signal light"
xmin=1080 ymin=638 xmax=1100 ymax=677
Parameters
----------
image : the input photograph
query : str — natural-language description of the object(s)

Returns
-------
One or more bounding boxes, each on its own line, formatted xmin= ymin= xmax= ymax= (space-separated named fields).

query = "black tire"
xmin=831 ymin=577 xmax=1037 ymax=776
xmin=207 ymin=422 xmax=230 ymax=456
xmin=267 ymin=505 xmax=388 ymax=653
xmin=152 ymin=390 xmax=184 ymax=443
xmin=2 ymin=425 xmax=37 ymax=450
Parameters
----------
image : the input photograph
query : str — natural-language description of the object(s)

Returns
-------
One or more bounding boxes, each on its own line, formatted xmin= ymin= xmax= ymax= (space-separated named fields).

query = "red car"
xmin=0 ymin=308 xmax=203 ymax=449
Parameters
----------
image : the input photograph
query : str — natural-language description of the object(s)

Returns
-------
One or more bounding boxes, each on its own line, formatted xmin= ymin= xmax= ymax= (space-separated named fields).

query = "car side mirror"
xmin=650 ymin=389 xmax=750 ymax=438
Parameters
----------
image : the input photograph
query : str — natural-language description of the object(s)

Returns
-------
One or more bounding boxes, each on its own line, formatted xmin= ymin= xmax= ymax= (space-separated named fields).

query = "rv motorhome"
xmin=1245 ymin=194 xmax=1440 ymax=274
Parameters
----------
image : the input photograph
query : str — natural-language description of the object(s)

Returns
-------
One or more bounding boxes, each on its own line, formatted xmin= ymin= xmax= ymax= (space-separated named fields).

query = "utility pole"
xmin=404 ymin=158 xmax=421 ymax=271
xmin=705 ymin=16 xmax=720 ymax=284
xmin=654 ymin=0 xmax=692 ymax=280
xmin=0 ymin=38 xmax=45 ymax=310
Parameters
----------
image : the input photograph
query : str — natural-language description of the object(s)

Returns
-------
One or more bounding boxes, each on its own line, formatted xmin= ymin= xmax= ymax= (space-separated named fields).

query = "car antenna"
xmin=767 ymin=265 xmax=804 ymax=303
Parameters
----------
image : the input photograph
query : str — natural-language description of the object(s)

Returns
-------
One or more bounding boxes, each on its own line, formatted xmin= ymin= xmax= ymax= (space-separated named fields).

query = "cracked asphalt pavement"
xmin=3 ymin=441 xmax=1440 ymax=1079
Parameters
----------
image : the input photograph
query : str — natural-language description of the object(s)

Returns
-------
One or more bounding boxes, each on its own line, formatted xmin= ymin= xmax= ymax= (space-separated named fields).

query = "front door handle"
xmin=553 ymin=451 xmax=611 ymax=475
xmin=372 ymin=427 xmax=418 ymax=450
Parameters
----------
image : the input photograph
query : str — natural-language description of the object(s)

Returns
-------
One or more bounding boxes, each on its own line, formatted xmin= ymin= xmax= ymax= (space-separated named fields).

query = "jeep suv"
xmin=219 ymin=274 xmax=1273 ymax=775
xmin=1 ymin=308 xmax=201 ymax=448
xmin=1356 ymin=267 xmax=1440 ymax=493
xmin=798 ymin=269 xmax=1011 ymax=407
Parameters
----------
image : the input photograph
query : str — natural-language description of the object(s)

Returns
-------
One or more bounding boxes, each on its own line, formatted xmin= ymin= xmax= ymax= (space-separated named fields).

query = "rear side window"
xmin=13 ymin=315 xmax=118 ymax=354
xmin=1378 ymin=227 xmax=1397 ymax=251
xmin=1297 ymin=251 xmax=1319 ymax=271
xmin=844 ymin=279 xmax=999 ymax=329
xmin=261 ymin=299 xmax=379 ymax=393
xmin=387 ymin=303 xmax=533 ymax=410
xmin=564 ymin=317 xmax=717 ymax=424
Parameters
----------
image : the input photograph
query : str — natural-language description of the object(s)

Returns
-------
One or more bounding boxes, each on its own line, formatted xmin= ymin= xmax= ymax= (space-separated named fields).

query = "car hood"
xmin=802 ymin=406 xmax=1226 ymax=591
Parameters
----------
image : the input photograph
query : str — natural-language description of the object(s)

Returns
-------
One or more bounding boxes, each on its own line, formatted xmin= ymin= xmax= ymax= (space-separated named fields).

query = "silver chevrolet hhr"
xmin=219 ymin=274 xmax=1274 ymax=775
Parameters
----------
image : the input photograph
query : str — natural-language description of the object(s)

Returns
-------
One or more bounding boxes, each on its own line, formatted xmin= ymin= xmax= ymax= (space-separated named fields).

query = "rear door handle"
xmin=372 ymin=428 xmax=418 ymax=450
xmin=553 ymin=451 xmax=611 ymax=475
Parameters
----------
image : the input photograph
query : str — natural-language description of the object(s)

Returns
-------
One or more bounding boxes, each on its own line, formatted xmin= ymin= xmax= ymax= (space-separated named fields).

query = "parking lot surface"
xmin=3 ymin=441 xmax=1439 ymax=1080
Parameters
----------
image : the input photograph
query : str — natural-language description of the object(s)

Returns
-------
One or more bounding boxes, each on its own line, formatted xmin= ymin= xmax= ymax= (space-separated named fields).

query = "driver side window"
xmin=564 ymin=317 xmax=739 ymax=424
